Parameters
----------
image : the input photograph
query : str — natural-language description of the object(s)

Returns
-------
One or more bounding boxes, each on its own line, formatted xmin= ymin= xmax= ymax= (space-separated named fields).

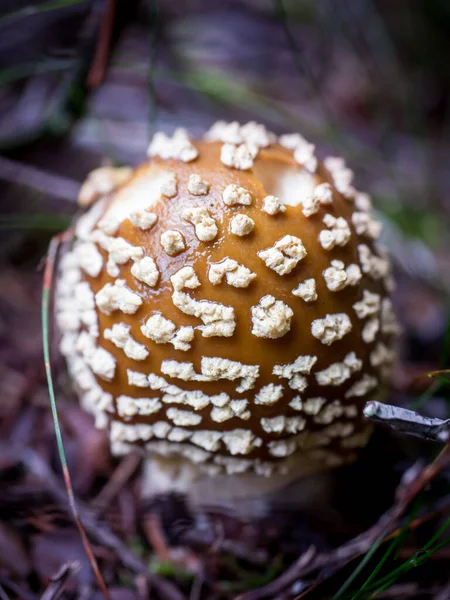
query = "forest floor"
xmin=1 ymin=1 xmax=450 ymax=598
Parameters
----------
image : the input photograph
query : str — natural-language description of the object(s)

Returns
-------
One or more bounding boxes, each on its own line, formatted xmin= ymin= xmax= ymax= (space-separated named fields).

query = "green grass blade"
xmin=42 ymin=232 xmax=111 ymax=600
xmin=331 ymin=532 xmax=386 ymax=600
xmin=420 ymin=516 xmax=450 ymax=551
xmin=361 ymin=535 xmax=450 ymax=599
xmin=351 ymin=537 xmax=397 ymax=600
xmin=410 ymin=379 xmax=443 ymax=410
xmin=429 ymin=374 xmax=450 ymax=386
xmin=350 ymin=504 xmax=421 ymax=600
xmin=42 ymin=241 xmax=68 ymax=473
xmin=355 ymin=518 xmax=450 ymax=598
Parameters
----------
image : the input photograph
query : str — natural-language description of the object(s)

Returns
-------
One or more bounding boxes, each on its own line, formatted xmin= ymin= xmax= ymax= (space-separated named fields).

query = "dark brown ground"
xmin=1 ymin=1 xmax=450 ymax=598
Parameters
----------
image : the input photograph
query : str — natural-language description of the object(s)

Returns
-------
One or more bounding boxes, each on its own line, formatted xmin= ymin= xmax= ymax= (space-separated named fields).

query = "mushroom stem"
xmin=141 ymin=454 xmax=332 ymax=517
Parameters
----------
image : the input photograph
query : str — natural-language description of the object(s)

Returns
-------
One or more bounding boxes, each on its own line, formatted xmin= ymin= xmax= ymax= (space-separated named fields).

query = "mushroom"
xmin=56 ymin=122 xmax=400 ymax=507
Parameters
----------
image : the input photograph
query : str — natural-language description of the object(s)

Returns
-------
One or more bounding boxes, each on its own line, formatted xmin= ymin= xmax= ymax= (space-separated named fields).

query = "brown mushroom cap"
xmin=56 ymin=122 xmax=399 ymax=481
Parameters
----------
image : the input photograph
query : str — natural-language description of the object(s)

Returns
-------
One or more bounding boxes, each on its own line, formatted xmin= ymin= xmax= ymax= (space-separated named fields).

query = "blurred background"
xmin=1 ymin=1 xmax=450 ymax=599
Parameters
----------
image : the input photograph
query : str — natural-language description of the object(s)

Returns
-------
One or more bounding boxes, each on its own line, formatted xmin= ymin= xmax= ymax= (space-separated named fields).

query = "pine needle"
xmin=349 ymin=505 xmax=421 ymax=600
xmin=331 ymin=532 xmax=385 ymax=600
xmin=42 ymin=231 xmax=111 ymax=600
xmin=353 ymin=518 xmax=450 ymax=598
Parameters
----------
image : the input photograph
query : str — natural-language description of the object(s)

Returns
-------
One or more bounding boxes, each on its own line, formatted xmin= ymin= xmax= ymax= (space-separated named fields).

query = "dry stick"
xmin=235 ymin=547 xmax=316 ymax=600
xmin=0 ymin=156 xmax=79 ymax=202
xmin=43 ymin=232 xmax=112 ymax=600
xmin=87 ymin=0 xmax=116 ymax=89
xmin=189 ymin=575 xmax=203 ymax=600
xmin=0 ymin=578 xmax=34 ymax=600
xmin=364 ymin=401 xmax=450 ymax=443
xmin=0 ymin=584 xmax=10 ymax=600
xmin=40 ymin=562 xmax=80 ymax=600
xmin=91 ymin=452 xmax=142 ymax=517
xmin=144 ymin=513 xmax=171 ymax=561
xmin=434 ymin=579 xmax=450 ymax=600
xmin=135 ymin=574 xmax=149 ymax=600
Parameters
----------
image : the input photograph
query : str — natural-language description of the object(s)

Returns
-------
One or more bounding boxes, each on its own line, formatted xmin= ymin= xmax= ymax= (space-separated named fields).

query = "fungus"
xmin=56 ymin=121 xmax=399 ymax=507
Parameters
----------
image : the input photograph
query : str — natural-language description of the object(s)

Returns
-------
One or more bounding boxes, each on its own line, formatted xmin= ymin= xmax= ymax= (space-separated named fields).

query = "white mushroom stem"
xmin=141 ymin=453 xmax=332 ymax=516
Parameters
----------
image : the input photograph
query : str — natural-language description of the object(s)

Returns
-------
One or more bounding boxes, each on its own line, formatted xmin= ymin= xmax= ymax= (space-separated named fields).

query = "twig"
xmin=0 ymin=584 xmax=10 ymax=600
xmin=189 ymin=575 xmax=203 ymax=600
xmin=178 ymin=513 xmax=267 ymax=566
xmin=87 ymin=0 xmax=116 ymax=89
xmin=91 ymin=452 xmax=141 ymax=516
xmin=21 ymin=449 xmax=186 ymax=600
xmin=135 ymin=574 xmax=149 ymax=600
xmin=234 ymin=547 xmax=316 ymax=600
xmin=377 ymin=583 xmax=421 ymax=598
xmin=40 ymin=562 xmax=80 ymax=600
xmin=434 ymin=579 xmax=450 ymax=600
xmin=220 ymin=539 xmax=267 ymax=566
xmin=0 ymin=156 xmax=79 ymax=202
xmin=364 ymin=401 xmax=450 ymax=443
xmin=0 ymin=577 xmax=35 ymax=600
xmin=144 ymin=513 xmax=171 ymax=561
